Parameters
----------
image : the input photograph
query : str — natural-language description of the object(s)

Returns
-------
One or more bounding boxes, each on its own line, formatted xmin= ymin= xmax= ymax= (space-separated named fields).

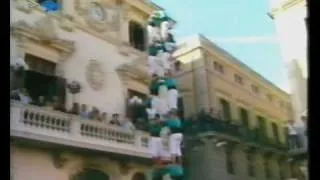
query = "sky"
xmin=152 ymin=0 xmax=290 ymax=92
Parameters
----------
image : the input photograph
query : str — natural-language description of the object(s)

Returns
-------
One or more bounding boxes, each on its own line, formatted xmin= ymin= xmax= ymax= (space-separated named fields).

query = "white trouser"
xmin=147 ymin=25 xmax=161 ymax=45
xmin=160 ymin=21 xmax=169 ymax=41
xmin=160 ymin=137 xmax=171 ymax=161
xmin=151 ymin=96 xmax=169 ymax=116
xmin=149 ymin=137 xmax=162 ymax=158
xmin=161 ymin=52 xmax=171 ymax=71
xmin=167 ymin=89 xmax=178 ymax=110
xmin=158 ymin=84 xmax=168 ymax=99
xmin=148 ymin=56 xmax=165 ymax=77
xmin=169 ymin=133 xmax=183 ymax=156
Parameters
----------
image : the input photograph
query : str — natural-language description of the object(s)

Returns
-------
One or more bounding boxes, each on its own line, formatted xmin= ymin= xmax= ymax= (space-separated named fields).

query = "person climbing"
xmin=148 ymin=114 xmax=164 ymax=167
xmin=164 ymin=109 xmax=183 ymax=164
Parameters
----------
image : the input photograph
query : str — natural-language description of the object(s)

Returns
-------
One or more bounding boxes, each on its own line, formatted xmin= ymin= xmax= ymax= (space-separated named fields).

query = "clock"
xmin=88 ymin=2 xmax=106 ymax=22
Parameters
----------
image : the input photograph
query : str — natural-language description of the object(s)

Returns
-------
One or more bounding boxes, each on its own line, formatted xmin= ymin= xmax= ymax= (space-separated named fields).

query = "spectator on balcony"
xmin=52 ymin=97 xmax=66 ymax=113
xmin=33 ymin=96 xmax=46 ymax=107
xmin=89 ymin=107 xmax=100 ymax=120
xmin=10 ymin=89 xmax=21 ymax=101
xmin=121 ymin=116 xmax=136 ymax=132
xmin=12 ymin=88 xmax=32 ymax=105
xmin=68 ymin=102 xmax=80 ymax=115
xmin=209 ymin=107 xmax=221 ymax=119
xmin=44 ymin=100 xmax=54 ymax=110
xmin=79 ymin=104 xmax=89 ymax=119
xmin=110 ymin=113 xmax=121 ymax=126
xmin=99 ymin=112 xmax=108 ymax=123
xmin=287 ymin=120 xmax=299 ymax=149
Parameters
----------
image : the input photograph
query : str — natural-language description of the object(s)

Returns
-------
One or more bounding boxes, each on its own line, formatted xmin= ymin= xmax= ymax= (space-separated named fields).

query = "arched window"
xmin=129 ymin=21 xmax=146 ymax=51
xmin=72 ymin=169 xmax=110 ymax=180
xmin=132 ymin=172 xmax=147 ymax=180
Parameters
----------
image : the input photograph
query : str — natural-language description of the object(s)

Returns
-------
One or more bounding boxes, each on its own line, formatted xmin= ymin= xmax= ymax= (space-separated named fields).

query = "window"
xmin=213 ymin=61 xmax=224 ymax=74
xmin=264 ymin=156 xmax=271 ymax=178
xmin=220 ymin=98 xmax=232 ymax=122
xmin=251 ymin=84 xmax=260 ymax=94
xmin=247 ymin=153 xmax=255 ymax=177
xmin=257 ymin=116 xmax=267 ymax=136
xmin=279 ymin=100 xmax=284 ymax=108
xmin=226 ymin=148 xmax=235 ymax=174
xmin=129 ymin=21 xmax=146 ymax=51
xmin=239 ymin=107 xmax=249 ymax=128
xmin=234 ymin=74 xmax=244 ymax=85
xmin=271 ymin=122 xmax=279 ymax=142
xmin=25 ymin=54 xmax=56 ymax=76
xmin=266 ymin=94 xmax=273 ymax=102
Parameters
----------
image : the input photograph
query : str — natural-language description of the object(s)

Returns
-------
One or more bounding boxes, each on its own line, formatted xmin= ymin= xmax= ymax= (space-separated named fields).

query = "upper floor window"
xmin=251 ymin=84 xmax=260 ymax=94
xmin=219 ymin=98 xmax=232 ymax=122
xmin=213 ymin=61 xmax=224 ymax=74
xmin=266 ymin=94 xmax=273 ymax=102
xmin=279 ymin=100 xmax=285 ymax=109
xmin=271 ymin=122 xmax=280 ymax=142
xmin=234 ymin=74 xmax=244 ymax=85
xmin=239 ymin=107 xmax=249 ymax=128
xmin=129 ymin=21 xmax=146 ymax=51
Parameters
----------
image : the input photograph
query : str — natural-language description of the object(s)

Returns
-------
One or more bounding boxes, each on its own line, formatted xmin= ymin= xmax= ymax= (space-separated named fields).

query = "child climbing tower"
xmin=146 ymin=10 xmax=184 ymax=180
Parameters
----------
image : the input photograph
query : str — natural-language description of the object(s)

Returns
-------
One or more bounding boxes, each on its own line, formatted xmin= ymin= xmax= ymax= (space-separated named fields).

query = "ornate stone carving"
xmin=11 ymin=20 xmax=75 ymax=54
xmin=85 ymin=60 xmax=105 ymax=91
xmin=74 ymin=0 xmax=121 ymax=32
xmin=60 ymin=14 xmax=75 ymax=32
xmin=14 ymin=0 xmax=34 ymax=13
xmin=34 ymin=16 xmax=58 ymax=41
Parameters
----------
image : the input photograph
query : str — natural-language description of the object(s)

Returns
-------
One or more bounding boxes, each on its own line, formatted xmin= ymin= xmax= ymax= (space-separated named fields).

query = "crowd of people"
xmin=10 ymin=88 xmax=136 ymax=132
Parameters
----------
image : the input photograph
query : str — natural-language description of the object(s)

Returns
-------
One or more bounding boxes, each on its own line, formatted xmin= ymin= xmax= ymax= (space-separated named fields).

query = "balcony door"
xmin=220 ymin=98 xmax=232 ymax=122
xmin=257 ymin=116 xmax=267 ymax=136
xmin=23 ymin=53 xmax=66 ymax=104
xmin=239 ymin=107 xmax=249 ymax=128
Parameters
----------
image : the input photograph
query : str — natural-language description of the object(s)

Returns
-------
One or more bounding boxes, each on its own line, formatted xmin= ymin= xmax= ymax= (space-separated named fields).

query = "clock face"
xmin=88 ymin=2 xmax=106 ymax=22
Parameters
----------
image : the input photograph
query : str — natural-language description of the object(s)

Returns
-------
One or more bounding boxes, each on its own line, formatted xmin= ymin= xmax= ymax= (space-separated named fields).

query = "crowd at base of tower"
xmin=144 ymin=10 xmax=184 ymax=179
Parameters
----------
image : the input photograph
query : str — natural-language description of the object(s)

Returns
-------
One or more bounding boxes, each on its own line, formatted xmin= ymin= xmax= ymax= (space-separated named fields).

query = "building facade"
xmin=174 ymin=35 xmax=304 ymax=180
xmin=10 ymin=0 xmax=166 ymax=180
xmin=269 ymin=0 xmax=308 ymax=121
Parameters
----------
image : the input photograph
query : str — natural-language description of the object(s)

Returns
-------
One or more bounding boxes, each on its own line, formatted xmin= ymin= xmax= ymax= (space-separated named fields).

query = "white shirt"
xmin=287 ymin=124 xmax=297 ymax=135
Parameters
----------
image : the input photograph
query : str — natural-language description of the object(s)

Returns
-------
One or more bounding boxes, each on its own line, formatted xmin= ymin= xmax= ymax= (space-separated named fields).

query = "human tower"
xmin=145 ymin=10 xmax=184 ymax=180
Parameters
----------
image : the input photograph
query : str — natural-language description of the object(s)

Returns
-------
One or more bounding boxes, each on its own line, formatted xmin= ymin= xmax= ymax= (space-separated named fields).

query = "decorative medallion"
xmin=74 ymin=0 xmax=121 ymax=32
xmin=85 ymin=60 xmax=105 ymax=91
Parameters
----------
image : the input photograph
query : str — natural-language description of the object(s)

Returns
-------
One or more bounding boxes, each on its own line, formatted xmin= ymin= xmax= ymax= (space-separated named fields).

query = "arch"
xmin=132 ymin=172 xmax=147 ymax=180
xmin=73 ymin=168 xmax=110 ymax=180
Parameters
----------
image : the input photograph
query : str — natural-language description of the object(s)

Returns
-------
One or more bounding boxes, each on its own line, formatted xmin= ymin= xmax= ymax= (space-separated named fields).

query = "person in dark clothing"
xmin=109 ymin=113 xmax=121 ymax=126
xmin=68 ymin=103 xmax=80 ymax=115
xmin=33 ymin=96 xmax=46 ymax=107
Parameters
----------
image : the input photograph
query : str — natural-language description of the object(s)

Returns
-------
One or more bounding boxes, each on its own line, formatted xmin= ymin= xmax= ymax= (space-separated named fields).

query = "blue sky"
xmin=152 ymin=0 xmax=289 ymax=92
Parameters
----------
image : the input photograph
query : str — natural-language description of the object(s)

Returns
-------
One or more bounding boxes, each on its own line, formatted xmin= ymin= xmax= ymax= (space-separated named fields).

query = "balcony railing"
xmin=183 ymin=114 xmax=288 ymax=151
xmin=10 ymin=102 xmax=151 ymax=158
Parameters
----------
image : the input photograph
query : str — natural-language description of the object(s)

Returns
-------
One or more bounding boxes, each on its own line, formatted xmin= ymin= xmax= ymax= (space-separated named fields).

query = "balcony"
xmin=10 ymin=102 xmax=151 ymax=159
xmin=184 ymin=114 xmax=288 ymax=152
